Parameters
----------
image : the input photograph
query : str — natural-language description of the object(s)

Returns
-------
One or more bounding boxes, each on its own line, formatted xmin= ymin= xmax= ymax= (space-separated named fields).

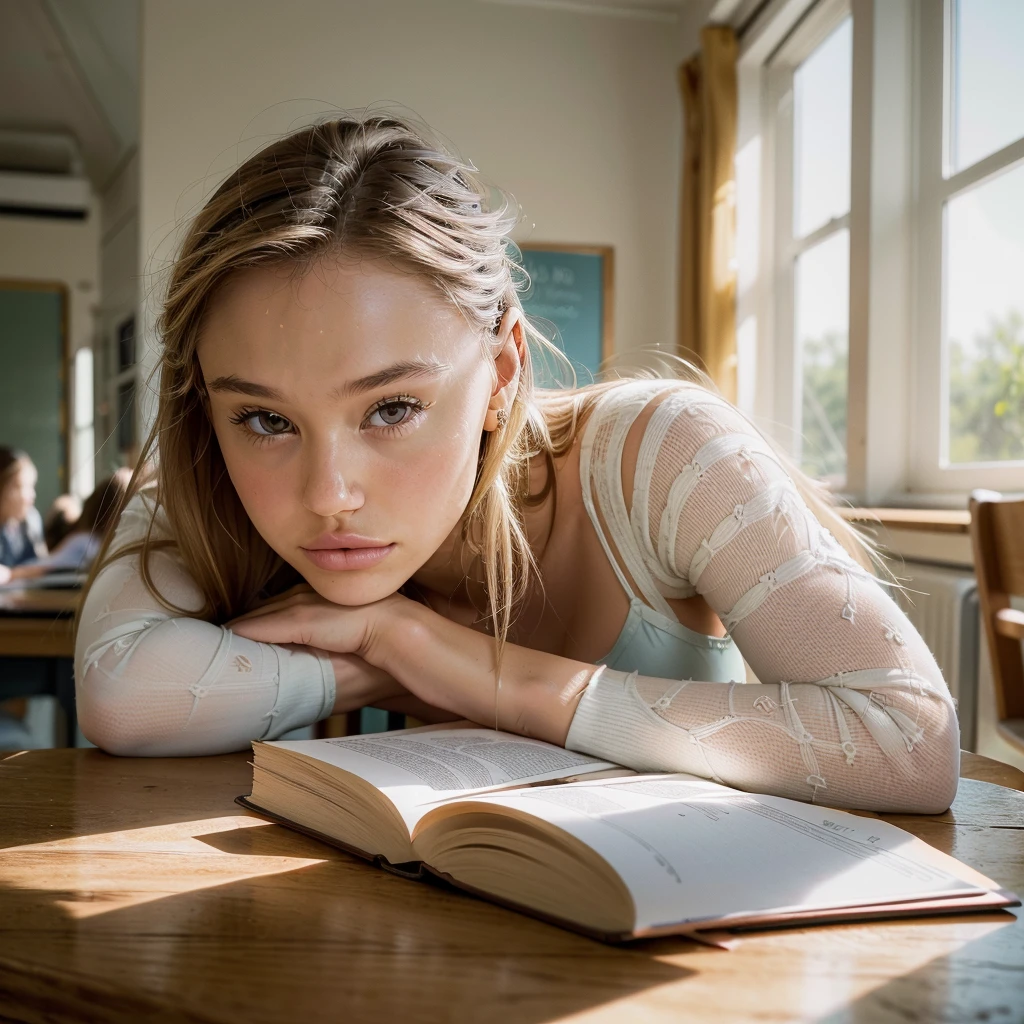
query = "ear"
xmin=483 ymin=308 xmax=526 ymax=432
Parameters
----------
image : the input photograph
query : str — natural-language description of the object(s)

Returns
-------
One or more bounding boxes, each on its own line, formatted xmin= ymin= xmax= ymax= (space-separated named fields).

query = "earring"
xmin=495 ymin=409 xmax=508 ymax=429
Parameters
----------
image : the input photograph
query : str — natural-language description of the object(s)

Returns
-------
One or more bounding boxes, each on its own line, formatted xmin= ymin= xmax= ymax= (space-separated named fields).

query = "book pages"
xmin=265 ymin=729 xmax=619 ymax=831
xmin=463 ymin=775 xmax=984 ymax=932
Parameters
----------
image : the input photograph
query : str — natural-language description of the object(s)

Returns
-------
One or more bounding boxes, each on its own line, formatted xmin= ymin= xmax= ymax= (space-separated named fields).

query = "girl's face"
xmin=0 ymin=461 xmax=37 ymax=523
xmin=198 ymin=259 xmax=506 ymax=606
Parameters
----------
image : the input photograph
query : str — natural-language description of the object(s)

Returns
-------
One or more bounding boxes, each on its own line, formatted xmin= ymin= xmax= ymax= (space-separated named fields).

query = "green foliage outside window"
xmin=800 ymin=330 xmax=848 ymax=484
xmin=949 ymin=309 xmax=1024 ymax=464
xmin=797 ymin=310 xmax=1024 ymax=484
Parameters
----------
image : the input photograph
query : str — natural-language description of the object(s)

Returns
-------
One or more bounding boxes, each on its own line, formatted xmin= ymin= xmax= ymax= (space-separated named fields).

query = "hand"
xmin=0 ymin=565 xmax=10 ymax=585
xmin=230 ymin=589 xmax=425 ymax=715
xmin=229 ymin=588 xmax=401 ymax=661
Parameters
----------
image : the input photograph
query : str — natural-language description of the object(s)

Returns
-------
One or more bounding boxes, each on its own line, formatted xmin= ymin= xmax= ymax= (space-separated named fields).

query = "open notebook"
xmin=238 ymin=725 xmax=1019 ymax=943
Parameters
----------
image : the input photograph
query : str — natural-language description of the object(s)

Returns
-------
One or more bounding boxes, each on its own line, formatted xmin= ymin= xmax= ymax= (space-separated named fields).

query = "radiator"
xmin=895 ymin=561 xmax=979 ymax=751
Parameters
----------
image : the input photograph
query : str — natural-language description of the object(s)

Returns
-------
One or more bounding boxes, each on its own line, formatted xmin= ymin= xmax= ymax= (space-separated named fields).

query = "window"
xmin=915 ymin=0 xmax=1024 ymax=486
xmin=747 ymin=0 xmax=1024 ymax=501
xmin=73 ymin=346 xmax=95 ymax=498
xmin=767 ymin=5 xmax=853 ymax=487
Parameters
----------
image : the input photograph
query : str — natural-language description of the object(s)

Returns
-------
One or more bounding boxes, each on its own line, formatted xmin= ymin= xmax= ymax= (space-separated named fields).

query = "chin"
xmin=302 ymin=567 xmax=404 ymax=607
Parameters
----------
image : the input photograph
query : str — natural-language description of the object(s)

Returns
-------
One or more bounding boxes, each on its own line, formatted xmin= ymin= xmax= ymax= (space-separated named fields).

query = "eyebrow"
xmin=206 ymin=358 xmax=452 ymax=403
xmin=205 ymin=375 xmax=284 ymax=401
xmin=331 ymin=358 xmax=452 ymax=400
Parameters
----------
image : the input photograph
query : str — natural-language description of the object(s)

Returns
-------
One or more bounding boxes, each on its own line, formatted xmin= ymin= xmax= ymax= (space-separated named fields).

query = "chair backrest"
xmin=969 ymin=490 xmax=1024 ymax=728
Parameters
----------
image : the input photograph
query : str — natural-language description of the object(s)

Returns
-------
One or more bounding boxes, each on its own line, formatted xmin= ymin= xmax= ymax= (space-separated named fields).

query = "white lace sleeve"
xmin=74 ymin=494 xmax=335 ymax=756
xmin=566 ymin=386 xmax=960 ymax=813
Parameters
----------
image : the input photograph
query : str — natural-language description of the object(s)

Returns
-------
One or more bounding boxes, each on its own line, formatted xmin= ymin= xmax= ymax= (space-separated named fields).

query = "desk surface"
xmin=1 ymin=749 xmax=1022 ymax=1024
xmin=0 ymin=588 xmax=77 ymax=658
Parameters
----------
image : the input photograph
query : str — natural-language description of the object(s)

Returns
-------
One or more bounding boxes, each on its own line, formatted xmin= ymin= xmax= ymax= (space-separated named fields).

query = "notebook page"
xmin=465 ymin=775 xmax=983 ymax=931
xmin=266 ymin=729 xmax=619 ymax=831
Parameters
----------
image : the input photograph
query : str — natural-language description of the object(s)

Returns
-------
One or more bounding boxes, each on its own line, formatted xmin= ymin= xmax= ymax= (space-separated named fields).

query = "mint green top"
xmin=598 ymin=597 xmax=746 ymax=683
xmin=581 ymin=380 xmax=747 ymax=684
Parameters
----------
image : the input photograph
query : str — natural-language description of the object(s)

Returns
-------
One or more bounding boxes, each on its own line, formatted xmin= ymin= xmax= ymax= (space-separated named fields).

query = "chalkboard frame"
xmin=0 ymin=278 xmax=71 ymax=497
xmin=518 ymin=243 xmax=615 ymax=369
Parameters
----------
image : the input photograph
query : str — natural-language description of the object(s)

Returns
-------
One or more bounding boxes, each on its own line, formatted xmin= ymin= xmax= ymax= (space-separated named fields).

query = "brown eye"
xmin=250 ymin=411 xmax=292 ymax=435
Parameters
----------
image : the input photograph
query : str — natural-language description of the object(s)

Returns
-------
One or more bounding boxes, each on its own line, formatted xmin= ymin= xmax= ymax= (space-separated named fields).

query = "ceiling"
xmin=0 ymin=0 xmax=138 ymax=189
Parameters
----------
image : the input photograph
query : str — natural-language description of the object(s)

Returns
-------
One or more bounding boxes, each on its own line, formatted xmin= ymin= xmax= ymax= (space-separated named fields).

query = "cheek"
xmin=411 ymin=412 xmax=483 ymax=511
xmin=216 ymin=433 xmax=299 ymax=541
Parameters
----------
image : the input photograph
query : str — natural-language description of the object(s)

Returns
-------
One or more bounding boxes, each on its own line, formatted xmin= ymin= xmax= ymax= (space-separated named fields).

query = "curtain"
xmin=678 ymin=25 xmax=739 ymax=403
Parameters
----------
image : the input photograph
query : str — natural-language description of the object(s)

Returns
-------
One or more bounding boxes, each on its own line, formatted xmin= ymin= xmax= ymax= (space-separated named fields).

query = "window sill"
xmin=840 ymin=507 xmax=971 ymax=535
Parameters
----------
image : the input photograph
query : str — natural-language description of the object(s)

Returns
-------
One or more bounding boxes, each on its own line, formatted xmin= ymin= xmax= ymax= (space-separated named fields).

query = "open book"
xmin=239 ymin=726 xmax=1019 ymax=943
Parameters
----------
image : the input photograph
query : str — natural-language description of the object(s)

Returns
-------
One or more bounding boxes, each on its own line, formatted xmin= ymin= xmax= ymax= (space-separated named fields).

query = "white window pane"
xmin=74 ymin=346 xmax=93 ymax=429
xmin=952 ymin=0 xmax=1024 ymax=172
xmin=793 ymin=18 xmax=852 ymax=239
xmin=796 ymin=230 xmax=849 ymax=482
xmin=74 ymin=427 xmax=95 ymax=497
xmin=736 ymin=314 xmax=757 ymax=416
xmin=946 ymin=162 xmax=1024 ymax=464
xmin=735 ymin=135 xmax=761 ymax=296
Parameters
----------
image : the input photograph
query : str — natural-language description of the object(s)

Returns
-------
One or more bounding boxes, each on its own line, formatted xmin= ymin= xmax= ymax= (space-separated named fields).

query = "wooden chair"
xmin=968 ymin=489 xmax=1024 ymax=753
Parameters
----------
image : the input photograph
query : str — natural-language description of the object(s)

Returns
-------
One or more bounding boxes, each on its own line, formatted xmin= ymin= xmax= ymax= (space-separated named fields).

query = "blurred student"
xmin=0 ymin=447 xmax=46 ymax=571
xmin=44 ymin=493 xmax=83 ymax=551
xmin=1 ymin=468 xmax=131 ymax=584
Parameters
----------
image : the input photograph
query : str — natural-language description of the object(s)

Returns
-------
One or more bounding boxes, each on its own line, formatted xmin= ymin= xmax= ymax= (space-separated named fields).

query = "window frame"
xmin=765 ymin=0 xmax=853 ymax=486
xmin=746 ymin=0 xmax=1024 ymax=505
xmin=910 ymin=0 xmax=1024 ymax=494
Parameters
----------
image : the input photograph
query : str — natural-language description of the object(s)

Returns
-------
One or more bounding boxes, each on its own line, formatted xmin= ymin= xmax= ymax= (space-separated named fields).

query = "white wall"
xmin=138 ymin=0 xmax=683 ymax=409
xmin=0 ymin=208 xmax=100 ymax=497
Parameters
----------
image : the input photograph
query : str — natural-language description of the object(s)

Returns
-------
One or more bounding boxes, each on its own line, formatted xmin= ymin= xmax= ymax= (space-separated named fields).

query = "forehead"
xmin=198 ymin=258 xmax=477 ymax=380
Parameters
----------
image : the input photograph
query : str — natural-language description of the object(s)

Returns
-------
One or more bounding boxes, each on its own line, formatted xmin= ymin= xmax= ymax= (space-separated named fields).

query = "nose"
xmin=301 ymin=438 xmax=364 ymax=519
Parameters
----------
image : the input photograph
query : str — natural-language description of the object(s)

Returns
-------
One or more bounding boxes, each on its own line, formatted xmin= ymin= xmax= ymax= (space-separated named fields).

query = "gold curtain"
xmin=678 ymin=26 xmax=739 ymax=402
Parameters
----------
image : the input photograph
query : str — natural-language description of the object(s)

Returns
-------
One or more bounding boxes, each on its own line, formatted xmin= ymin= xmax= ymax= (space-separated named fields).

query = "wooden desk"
xmin=0 ymin=749 xmax=1021 ymax=1023
xmin=0 ymin=588 xmax=78 ymax=745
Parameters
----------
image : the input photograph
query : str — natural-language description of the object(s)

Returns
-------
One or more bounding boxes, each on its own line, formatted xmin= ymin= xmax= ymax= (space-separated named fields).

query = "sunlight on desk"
xmin=0 ymin=815 xmax=325 ymax=920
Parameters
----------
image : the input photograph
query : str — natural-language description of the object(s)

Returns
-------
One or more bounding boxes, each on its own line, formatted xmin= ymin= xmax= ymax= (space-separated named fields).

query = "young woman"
xmin=0 ymin=448 xmax=46 ymax=579
xmin=76 ymin=115 xmax=959 ymax=813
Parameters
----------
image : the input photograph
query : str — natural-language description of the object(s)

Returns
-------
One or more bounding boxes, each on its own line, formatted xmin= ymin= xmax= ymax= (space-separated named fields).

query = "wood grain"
xmin=0 ymin=589 xmax=77 ymax=658
xmin=840 ymin=507 xmax=971 ymax=534
xmin=0 ymin=749 xmax=1021 ymax=1024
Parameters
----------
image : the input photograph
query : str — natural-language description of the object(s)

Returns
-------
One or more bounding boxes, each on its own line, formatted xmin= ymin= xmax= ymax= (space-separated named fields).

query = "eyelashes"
xmin=228 ymin=408 xmax=293 ymax=437
xmin=365 ymin=395 xmax=427 ymax=431
xmin=227 ymin=395 xmax=429 ymax=445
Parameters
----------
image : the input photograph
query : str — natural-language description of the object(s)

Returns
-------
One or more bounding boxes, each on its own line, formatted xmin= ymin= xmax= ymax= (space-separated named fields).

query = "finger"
xmin=230 ymin=604 xmax=364 ymax=654
xmin=229 ymin=606 xmax=317 ymax=646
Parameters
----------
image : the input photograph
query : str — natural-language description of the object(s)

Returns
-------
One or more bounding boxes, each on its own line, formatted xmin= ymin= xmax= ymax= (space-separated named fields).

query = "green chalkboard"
xmin=518 ymin=245 xmax=614 ymax=387
xmin=0 ymin=285 xmax=67 ymax=513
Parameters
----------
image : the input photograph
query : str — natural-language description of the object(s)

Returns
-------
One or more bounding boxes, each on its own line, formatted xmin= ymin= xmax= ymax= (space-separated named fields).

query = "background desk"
xmin=0 ymin=588 xmax=77 ymax=746
xmin=0 ymin=748 xmax=1022 ymax=1023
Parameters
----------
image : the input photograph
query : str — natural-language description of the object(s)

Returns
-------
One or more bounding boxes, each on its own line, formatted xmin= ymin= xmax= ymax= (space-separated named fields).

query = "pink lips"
xmin=300 ymin=534 xmax=395 ymax=572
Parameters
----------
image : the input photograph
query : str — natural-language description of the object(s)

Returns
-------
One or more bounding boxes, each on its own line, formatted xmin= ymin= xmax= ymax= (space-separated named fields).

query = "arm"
xmin=76 ymin=495 xmax=345 ymax=756
xmin=562 ymin=387 xmax=960 ymax=813
xmin=8 ymin=562 xmax=47 ymax=581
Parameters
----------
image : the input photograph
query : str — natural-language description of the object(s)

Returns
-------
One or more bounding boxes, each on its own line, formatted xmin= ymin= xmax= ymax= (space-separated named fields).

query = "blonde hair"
xmin=85 ymin=113 xmax=875 ymax=665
